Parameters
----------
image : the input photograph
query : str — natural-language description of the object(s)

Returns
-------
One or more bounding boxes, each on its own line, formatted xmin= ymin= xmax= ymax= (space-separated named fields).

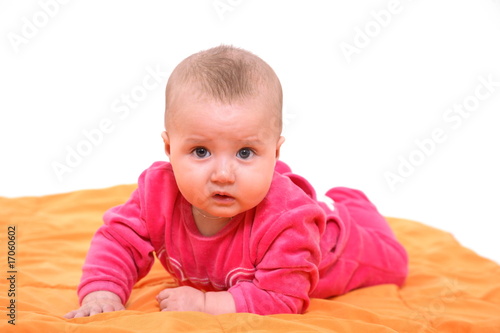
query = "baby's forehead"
xmin=168 ymin=88 xmax=281 ymax=137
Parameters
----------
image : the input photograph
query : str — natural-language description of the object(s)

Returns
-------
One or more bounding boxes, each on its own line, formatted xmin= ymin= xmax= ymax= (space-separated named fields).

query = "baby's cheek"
xmin=239 ymin=172 xmax=273 ymax=206
xmin=176 ymin=173 xmax=205 ymax=205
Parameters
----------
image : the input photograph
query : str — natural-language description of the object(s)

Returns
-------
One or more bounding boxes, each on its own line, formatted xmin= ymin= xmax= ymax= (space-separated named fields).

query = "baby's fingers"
xmin=64 ymin=308 xmax=92 ymax=319
xmin=67 ymin=307 xmax=91 ymax=319
xmin=65 ymin=303 xmax=124 ymax=319
xmin=63 ymin=310 xmax=78 ymax=319
xmin=156 ymin=288 xmax=171 ymax=301
xmin=89 ymin=305 xmax=103 ymax=317
xmin=102 ymin=303 xmax=125 ymax=313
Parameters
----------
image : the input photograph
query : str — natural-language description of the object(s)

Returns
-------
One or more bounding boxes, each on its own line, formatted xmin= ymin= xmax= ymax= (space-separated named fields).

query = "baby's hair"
xmin=165 ymin=45 xmax=283 ymax=135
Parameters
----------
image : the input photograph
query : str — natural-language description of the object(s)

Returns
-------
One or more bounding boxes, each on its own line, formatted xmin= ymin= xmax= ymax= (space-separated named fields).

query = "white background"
xmin=1 ymin=0 xmax=499 ymax=263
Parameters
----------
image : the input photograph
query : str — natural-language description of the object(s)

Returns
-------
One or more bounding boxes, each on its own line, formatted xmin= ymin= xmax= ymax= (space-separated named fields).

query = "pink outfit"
xmin=78 ymin=161 xmax=408 ymax=314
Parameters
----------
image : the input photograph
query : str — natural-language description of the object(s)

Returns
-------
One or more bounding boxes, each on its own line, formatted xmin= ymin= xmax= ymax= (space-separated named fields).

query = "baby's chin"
xmin=192 ymin=203 xmax=256 ymax=220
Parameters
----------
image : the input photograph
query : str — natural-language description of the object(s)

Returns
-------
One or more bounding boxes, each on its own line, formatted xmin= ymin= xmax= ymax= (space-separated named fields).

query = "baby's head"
xmin=161 ymin=45 xmax=285 ymax=222
xmin=164 ymin=45 xmax=283 ymax=135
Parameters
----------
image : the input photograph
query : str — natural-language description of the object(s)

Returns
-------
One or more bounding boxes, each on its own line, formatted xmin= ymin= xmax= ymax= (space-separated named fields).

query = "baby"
xmin=65 ymin=45 xmax=408 ymax=318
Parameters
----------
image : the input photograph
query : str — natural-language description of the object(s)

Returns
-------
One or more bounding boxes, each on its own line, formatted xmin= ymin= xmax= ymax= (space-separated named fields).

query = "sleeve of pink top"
xmin=228 ymin=205 xmax=324 ymax=315
xmin=77 ymin=178 xmax=155 ymax=305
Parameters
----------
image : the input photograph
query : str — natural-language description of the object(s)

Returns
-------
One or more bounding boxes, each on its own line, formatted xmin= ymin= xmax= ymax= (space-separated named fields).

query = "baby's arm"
xmin=64 ymin=291 xmax=124 ymax=319
xmin=156 ymin=286 xmax=236 ymax=315
xmin=66 ymin=187 xmax=156 ymax=318
xmin=229 ymin=207 xmax=323 ymax=314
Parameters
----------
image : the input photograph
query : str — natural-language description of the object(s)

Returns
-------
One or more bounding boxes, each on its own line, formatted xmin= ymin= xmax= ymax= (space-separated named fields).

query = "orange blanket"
xmin=1 ymin=185 xmax=499 ymax=332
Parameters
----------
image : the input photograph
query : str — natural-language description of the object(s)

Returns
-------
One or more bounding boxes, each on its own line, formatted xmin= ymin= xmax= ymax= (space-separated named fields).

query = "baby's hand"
xmin=64 ymin=291 xmax=125 ymax=319
xmin=156 ymin=286 xmax=205 ymax=312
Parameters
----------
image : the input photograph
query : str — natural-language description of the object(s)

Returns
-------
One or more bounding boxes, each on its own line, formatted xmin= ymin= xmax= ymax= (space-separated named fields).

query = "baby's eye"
xmin=237 ymin=148 xmax=254 ymax=160
xmin=193 ymin=147 xmax=211 ymax=158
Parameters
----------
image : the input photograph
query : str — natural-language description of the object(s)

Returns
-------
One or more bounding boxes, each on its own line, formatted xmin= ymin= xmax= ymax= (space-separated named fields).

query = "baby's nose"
xmin=210 ymin=158 xmax=235 ymax=184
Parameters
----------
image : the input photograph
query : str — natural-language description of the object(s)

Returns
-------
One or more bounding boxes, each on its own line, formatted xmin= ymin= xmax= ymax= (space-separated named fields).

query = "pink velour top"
xmin=78 ymin=161 xmax=408 ymax=314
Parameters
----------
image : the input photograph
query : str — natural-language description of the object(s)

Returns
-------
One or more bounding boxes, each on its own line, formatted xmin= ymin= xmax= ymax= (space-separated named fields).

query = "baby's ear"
xmin=161 ymin=131 xmax=171 ymax=156
xmin=275 ymin=136 xmax=285 ymax=159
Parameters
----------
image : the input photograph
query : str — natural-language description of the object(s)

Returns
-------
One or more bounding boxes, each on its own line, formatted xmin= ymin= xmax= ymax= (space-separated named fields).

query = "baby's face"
xmin=163 ymin=88 xmax=284 ymax=220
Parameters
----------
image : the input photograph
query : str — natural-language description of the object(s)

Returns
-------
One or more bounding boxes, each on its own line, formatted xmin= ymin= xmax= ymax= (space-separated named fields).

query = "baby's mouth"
xmin=212 ymin=192 xmax=235 ymax=204
xmin=214 ymin=194 xmax=231 ymax=199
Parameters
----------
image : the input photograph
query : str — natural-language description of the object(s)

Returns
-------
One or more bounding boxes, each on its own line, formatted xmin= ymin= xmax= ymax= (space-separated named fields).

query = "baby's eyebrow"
xmin=183 ymin=137 xmax=265 ymax=147
xmin=231 ymin=134 xmax=267 ymax=146
xmin=184 ymin=138 xmax=209 ymax=144
xmin=238 ymin=139 xmax=265 ymax=147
